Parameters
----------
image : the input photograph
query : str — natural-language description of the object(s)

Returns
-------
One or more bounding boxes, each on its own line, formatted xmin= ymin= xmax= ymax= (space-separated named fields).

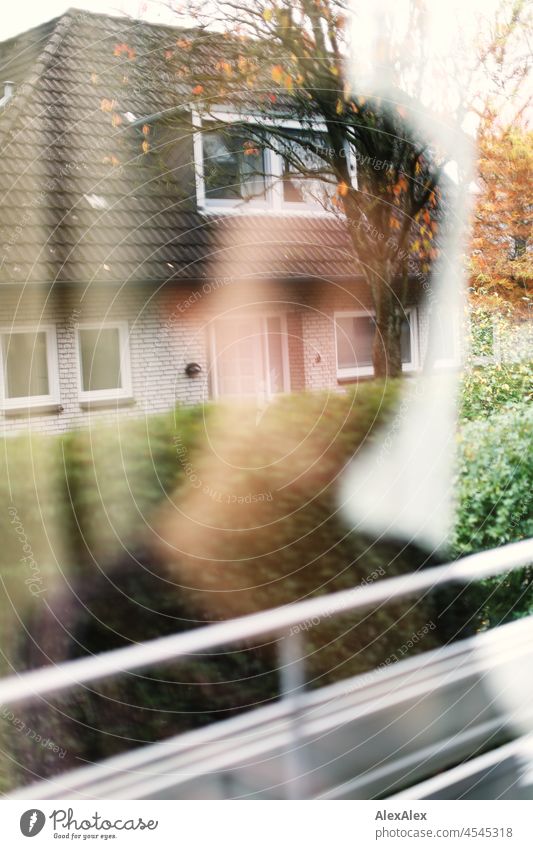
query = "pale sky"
xmin=2 ymin=0 xmax=185 ymax=40
xmin=2 ymin=0 xmax=502 ymax=42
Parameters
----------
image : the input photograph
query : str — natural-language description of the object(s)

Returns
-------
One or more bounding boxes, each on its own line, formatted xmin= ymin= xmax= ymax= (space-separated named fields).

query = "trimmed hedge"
xmin=0 ymin=383 xmax=444 ymax=789
xmin=0 ymin=383 xmax=531 ymax=790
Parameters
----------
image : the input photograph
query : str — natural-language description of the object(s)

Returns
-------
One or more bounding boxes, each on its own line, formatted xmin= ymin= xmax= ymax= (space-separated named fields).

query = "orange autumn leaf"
xmin=192 ymin=84 xmax=204 ymax=95
xmin=142 ymin=124 xmax=150 ymax=136
xmin=243 ymin=140 xmax=259 ymax=156
xmin=338 ymin=182 xmax=349 ymax=197
xmin=271 ymin=65 xmax=284 ymax=84
xmin=114 ymin=43 xmax=136 ymax=60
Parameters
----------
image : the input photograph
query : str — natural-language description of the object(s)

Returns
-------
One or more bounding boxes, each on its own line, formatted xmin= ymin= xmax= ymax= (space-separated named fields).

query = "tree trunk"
xmin=372 ymin=287 xmax=403 ymax=378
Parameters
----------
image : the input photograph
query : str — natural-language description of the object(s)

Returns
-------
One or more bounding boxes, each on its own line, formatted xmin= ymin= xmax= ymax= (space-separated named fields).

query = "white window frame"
xmin=193 ymin=108 xmax=348 ymax=216
xmin=0 ymin=324 xmax=60 ymax=412
xmin=76 ymin=321 xmax=133 ymax=405
xmin=208 ymin=312 xmax=290 ymax=399
xmin=334 ymin=307 xmax=419 ymax=380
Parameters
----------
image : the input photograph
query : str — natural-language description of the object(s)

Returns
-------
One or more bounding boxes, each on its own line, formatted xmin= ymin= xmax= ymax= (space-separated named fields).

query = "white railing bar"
xmin=0 ymin=537 xmax=531 ymax=707
xmin=390 ymin=733 xmax=533 ymax=800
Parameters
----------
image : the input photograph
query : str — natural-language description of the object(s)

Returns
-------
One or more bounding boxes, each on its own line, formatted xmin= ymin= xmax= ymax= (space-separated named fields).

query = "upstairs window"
xmin=194 ymin=112 xmax=341 ymax=214
xmin=278 ymin=128 xmax=330 ymax=207
xmin=0 ymin=326 xmax=60 ymax=411
xmin=202 ymin=127 xmax=267 ymax=204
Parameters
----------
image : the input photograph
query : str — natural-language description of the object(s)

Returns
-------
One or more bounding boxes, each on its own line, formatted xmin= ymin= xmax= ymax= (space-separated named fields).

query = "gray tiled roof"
xmin=0 ymin=9 xmax=360 ymax=286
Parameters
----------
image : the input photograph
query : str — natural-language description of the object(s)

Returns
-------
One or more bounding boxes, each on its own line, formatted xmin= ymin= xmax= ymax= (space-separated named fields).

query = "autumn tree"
xmin=470 ymin=121 xmax=532 ymax=311
xmin=153 ymin=0 xmax=447 ymax=377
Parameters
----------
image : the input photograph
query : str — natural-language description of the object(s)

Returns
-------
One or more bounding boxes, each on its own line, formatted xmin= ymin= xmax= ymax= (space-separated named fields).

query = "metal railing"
xmin=1 ymin=537 xmax=532 ymax=708
xmin=2 ymin=537 xmax=533 ymax=799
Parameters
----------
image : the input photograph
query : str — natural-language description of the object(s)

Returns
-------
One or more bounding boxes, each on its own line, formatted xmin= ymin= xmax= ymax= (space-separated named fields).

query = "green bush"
xmin=460 ymin=306 xmax=532 ymax=420
xmin=1 ymin=383 xmax=444 ymax=789
xmin=460 ymin=361 xmax=532 ymax=421
xmin=1 ymin=381 xmax=531 ymax=790
xmin=452 ymin=403 xmax=533 ymax=627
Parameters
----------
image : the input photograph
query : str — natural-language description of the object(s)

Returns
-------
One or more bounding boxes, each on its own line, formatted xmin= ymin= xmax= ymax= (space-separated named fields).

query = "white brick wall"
xmin=0 ymin=284 xmax=210 ymax=436
xmin=1 ymin=278 xmax=431 ymax=436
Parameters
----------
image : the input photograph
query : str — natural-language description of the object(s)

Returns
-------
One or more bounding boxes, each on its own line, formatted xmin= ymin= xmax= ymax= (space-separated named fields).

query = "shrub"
xmin=460 ymin=306 xmax=532 ymax=420
xmin=452 ymin=403 xmax=533 ymax=627
xmin=1 ymin=382 xmax=443 ymax=789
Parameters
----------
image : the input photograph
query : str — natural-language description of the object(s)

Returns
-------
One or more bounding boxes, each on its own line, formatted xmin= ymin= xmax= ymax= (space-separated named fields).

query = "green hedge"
xmin=0 ymin=383 xmax=444 ymax=789
xmin=451 ymin=403 xmax=533 ymax=628
xmin=0 ymin=382 xmax=531 ymax=790
xmin=460 ymin=361 xmax=533 ymax=421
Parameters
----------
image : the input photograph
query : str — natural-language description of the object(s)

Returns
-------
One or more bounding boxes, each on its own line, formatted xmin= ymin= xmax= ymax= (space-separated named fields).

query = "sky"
xmin=1 ymin=0 xmax=186 ymax=40
xmin=2 ymin=0 xmax=502 ymax=41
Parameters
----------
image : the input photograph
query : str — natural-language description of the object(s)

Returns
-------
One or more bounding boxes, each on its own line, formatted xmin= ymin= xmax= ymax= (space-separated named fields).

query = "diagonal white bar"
xmin=0 ymin=537 xmax=531 ymax=707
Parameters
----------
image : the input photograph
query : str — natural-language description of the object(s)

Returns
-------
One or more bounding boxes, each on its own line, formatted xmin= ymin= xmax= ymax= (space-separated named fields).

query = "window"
xmin=202 ymin=127 xmax=267 ymax=203
xmin=209 ymin=315 xmax=289 ymax=398
xmin=76 ymin=322 xmax=132 ymax=403
xmin=0 ymin=325 xmax=59 ymax=411
xmin=277 ymin=128 xmax=331 ymax=208
xmin=194 ymin=111 xmax=340 ymax=214
xmin=335 ymin=309 xmax=418 ymax=379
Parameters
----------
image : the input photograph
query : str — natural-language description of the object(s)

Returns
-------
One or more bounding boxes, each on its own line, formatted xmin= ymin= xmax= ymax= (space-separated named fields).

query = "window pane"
xmin=203 ymin=129 xmax=265 ymax=201
xmin=213 ymin=319 xmax=262 ymax=397
xmin=336 ymin=315 xmax=374 ymax=369
xmin=80 ymin=328 xmax=122 ymax=392
xmin=266 ymin=316 xmax=284 ymax=393
xmin=400 ymin=315 xmax=412 ymax=363
xmin=3 ymin=332 xmax=49 ymax=398
xmin=279 ymin=130 xmax=328 ymax=204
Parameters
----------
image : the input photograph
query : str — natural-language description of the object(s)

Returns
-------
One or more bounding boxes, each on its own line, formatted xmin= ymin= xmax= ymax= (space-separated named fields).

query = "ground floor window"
xmin=209 ymin=314 xmax=289 ymax=399
xmin=334 ymin=308 xmax=419 ymax=378
xmin=0 ymin=325 xmax=59 ymax=411
xmin=76 ymin=322 xmax=132 ymax=403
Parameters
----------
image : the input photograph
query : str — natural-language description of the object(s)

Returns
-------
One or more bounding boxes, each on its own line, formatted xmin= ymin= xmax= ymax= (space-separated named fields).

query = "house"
xmin=0 ymin=9 xmax=440 ymax=436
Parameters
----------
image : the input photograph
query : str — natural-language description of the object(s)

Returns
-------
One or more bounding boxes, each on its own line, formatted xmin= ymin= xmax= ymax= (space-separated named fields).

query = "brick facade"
xmin=0 ymin=277 xmax=430 ymax=436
